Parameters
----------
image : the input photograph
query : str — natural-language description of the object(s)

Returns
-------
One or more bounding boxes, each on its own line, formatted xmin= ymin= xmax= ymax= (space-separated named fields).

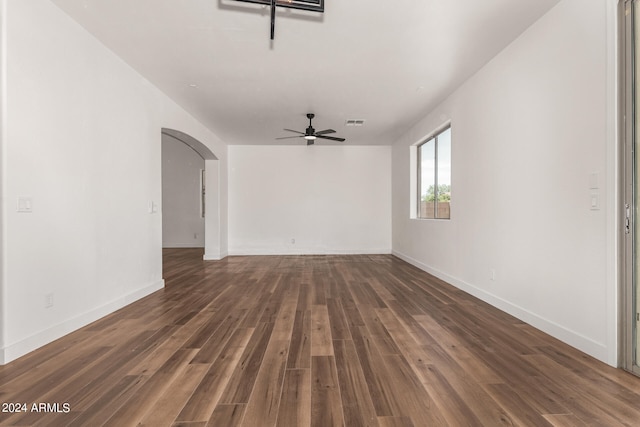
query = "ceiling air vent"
xmin=345 ymin=119 xmax=366 ymax=127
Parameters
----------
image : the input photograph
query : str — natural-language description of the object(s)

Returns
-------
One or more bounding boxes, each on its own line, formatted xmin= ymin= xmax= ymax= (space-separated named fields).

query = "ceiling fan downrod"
xmin=270 ymin=0 xmax=276 ymax=40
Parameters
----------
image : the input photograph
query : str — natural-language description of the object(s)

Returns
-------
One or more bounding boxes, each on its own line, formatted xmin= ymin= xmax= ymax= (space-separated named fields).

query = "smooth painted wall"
xmin=229 ymin=145 xmax=391 ymax=255
xmin=0 ymin=0 xmax=6 ymax=354
xmin=0 ymin=0 xmax=228 ymax=363
xmin=392 ymin=0 xmax=618 ymax=365
xmin=162 ymin=134 xmax=205 ymax=248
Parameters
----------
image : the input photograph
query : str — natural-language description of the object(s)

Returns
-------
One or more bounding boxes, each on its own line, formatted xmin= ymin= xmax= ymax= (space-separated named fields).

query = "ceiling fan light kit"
xmin=231 ymin=0 xmax=324 ymax=40
xmin=276 ymin=113 xmax=346 ymax=145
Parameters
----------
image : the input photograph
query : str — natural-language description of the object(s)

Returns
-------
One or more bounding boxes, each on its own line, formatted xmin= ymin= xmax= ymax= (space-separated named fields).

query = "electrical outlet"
xmin=45 ymin=293 xmax=54 ymax=308
xmin=489 ymin=269 xmax=496 ymax=281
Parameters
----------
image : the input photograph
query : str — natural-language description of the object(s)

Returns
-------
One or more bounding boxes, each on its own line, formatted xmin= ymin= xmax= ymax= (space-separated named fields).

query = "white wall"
xmin=392 ymin=0 xmax=618 ymax=365
xmin=162 ymin=134 xmax=205 ymax=248
xmin=0 ymin=0 xmax=228 ymax=363
xmin=0 ymin=0 xmax=6 ymax=354
xmin=229 ymin=145 xmax=391 ymax=255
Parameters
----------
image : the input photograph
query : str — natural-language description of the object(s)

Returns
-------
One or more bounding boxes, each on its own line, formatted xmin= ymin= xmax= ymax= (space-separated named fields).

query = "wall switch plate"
xmin=45 ymin=293 xmax=54 ymax=308
xmin=17 ymin=197 xmax=33 ymax=213
xmin=590 ymin=193 xmax=600 ymax=210
xmin=589 ymin=172 xmax=599 ymax=189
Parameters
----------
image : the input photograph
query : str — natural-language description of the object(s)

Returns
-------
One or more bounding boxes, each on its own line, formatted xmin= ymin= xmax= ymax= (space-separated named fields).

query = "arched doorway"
xmin=161 ymin=128 xmax=222 ymax=260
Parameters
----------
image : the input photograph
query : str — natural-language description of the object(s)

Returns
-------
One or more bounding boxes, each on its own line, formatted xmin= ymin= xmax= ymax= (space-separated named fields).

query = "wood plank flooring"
xmin=1 ymin=248 xmax=640 ymax=426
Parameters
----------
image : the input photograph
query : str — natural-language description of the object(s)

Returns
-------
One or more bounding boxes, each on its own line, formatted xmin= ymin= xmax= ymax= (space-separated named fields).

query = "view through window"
xmin=418 ymin=126 xmax=451 ymax=219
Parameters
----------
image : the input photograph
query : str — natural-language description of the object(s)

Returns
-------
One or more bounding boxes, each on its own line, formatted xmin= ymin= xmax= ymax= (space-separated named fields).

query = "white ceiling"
xmin=50 ymin=0 xmax=561 ymax=145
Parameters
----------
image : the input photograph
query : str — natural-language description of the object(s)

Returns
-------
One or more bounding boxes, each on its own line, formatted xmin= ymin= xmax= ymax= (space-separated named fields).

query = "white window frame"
xmin=414 ymin=124 xmax=451 ymax=220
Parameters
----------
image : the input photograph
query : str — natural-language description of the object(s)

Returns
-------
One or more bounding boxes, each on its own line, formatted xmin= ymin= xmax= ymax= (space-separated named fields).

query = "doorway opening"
xmin=160 ymin=128 xmax=221 ymax=261
xmin=162 ymin=133 xmax=205 ymax=248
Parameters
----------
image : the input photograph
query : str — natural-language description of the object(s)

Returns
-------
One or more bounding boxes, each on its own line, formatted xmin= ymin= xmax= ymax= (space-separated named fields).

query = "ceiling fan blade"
xmin=315 ymin=129 xmax=336 ymax=135
xmin=276 ymin=135 xmax=304 ymax=140
xmin=284 ymin=128 xmax=305 ymax=134
xmin=316 ymin=135 xmax=345 ymax=142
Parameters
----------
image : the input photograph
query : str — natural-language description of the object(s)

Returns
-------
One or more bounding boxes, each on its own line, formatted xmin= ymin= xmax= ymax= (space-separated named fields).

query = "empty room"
xmin=2 ymin=0 xmax=640 ymax=425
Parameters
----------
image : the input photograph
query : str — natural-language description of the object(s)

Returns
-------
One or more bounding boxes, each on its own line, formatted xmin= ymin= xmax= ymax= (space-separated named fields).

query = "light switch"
xmin=589 ymin=172 xmax=599 ymax=189
xmin=17 ymin=197 xmax=33 ymax=213
xmin=590 ymin=193 xmax=599 ymax=210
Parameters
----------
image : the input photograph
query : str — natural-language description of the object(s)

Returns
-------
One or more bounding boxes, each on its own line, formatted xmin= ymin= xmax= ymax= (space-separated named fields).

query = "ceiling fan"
xmin=276 ymin=113 xmax=346 ymax=145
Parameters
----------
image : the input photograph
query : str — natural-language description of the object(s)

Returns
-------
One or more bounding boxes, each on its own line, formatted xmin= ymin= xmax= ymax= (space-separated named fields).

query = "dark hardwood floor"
xmin=1 ymin=248 xmax=640 ymax=426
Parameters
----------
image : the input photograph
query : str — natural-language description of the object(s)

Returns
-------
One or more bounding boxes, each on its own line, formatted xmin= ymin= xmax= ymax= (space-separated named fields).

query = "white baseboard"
xmin=203 ymin=246 xmax=230 ymax=260
xmin=228 ymin=247 xmax=392 ymax=256
xmin=163 ymin=243 xmax=205 ymax=248
xmin=0 ymin=280 xmax=164 ymax=365
xmin=392 ymin=250 xmax=609 ymax=365
xmin=204 ymin=249 xmax=228 ymax=261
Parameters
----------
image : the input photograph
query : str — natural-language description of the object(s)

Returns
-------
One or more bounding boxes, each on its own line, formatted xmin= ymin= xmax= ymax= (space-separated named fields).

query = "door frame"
xmin=622 ymin=0 xmax=640 ymax=375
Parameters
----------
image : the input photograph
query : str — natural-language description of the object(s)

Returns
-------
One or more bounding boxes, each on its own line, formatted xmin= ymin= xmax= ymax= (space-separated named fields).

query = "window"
xmin=417 ymin=126 xmax=451 ymax=219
